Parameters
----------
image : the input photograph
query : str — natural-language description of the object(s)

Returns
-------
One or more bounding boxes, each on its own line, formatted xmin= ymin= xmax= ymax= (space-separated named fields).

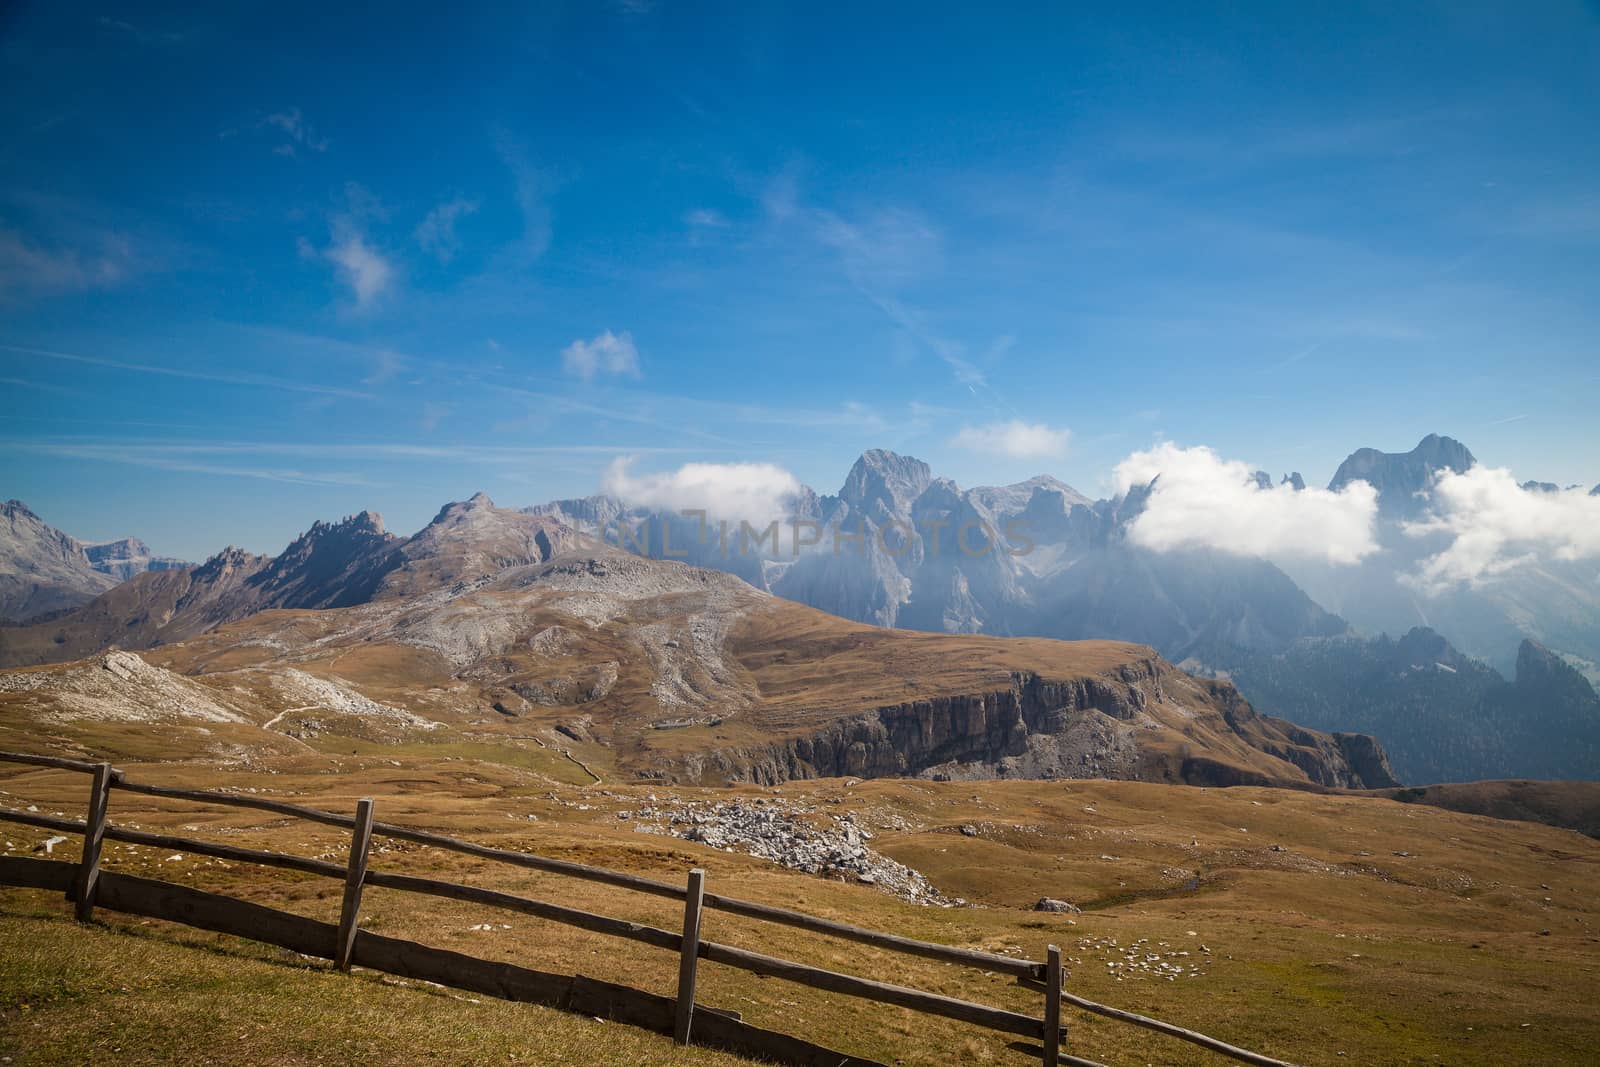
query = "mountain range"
xmin=0 ymin=492 xmax=1396 ymax=791
xmin=529 ymin=435 xmax=1600 ymax=783
xmin=2 ymin=433 xmax=1596 ymax=785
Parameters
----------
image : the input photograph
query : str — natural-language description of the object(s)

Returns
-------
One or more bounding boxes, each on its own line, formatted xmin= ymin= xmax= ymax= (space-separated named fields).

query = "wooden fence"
xmin=0 ymin=750 xmax=1298 ymax=1067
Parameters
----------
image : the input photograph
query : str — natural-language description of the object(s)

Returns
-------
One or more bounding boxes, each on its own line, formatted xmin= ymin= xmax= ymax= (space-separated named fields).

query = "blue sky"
xmin=2 ymin=1 xmax=1597 ymax=561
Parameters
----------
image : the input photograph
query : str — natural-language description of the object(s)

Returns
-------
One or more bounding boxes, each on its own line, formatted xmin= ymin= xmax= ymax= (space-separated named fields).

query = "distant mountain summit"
xmin=1328 ymin=433 xmax=1476 ymax=516
xmin=0 ymin=500 xmax=191 ymax=622
xmin=838 ymin=448 xmax=933 ymax=517
xmin=0 ymin=499 xmax=116 ymax=621
xmin=0 ymin=495 xmax=594 ymax=668
xmin=80 ymin=537 xmax=188 ymax=581
xmin=528 ymin=449 xmax=1343 ymax=658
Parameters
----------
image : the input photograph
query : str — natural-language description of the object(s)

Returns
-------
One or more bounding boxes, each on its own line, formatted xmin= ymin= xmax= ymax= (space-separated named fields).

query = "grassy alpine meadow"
xmin=2 ymin=748 xmax=1597 ymax=1066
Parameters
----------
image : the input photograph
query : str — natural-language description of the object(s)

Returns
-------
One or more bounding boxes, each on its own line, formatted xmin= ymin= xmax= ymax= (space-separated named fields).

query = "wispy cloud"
xmin=0 ymin=343 xmax=373 ymax=400
xmin=685 ymin=208 xmax=729 ymax=228
xmin=491 ymin=126 xmax=551 ymax=265
xmin=8 ymin=440 xmax=372 ymax=487
xmin=263 ymin=107 xmax=329 ymax=156
xmin=0 ymin=375 xmax=80 ymax=395
xmin=755 ymin=174 xmax=1004 ymax=392
xmin=493 ymin=384 xmax=735 ymax=444
xmin=0 ymin=226 xmax=137 ymax=300
xmin=561 ymin=330 xmax=641 ymax=381
xmin=415 ymin=197 xmax=479 ymax=262
xmin=951 ymin=420 xmax=1071 ymax=459
xmin=97 ymin=16 xmax=186 ymax=45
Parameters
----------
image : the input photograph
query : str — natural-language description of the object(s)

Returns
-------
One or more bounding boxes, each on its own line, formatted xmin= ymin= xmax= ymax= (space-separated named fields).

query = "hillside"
xmin=1 ymin=752 xmax=1596 ymax=1065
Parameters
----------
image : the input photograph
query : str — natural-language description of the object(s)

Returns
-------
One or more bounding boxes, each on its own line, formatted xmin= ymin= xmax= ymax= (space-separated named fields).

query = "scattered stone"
xmin=959 ymin=824 xmax=979 ymax=837
xmin=1034 ymin=898 xmax=1080 ymax=913
xmin=633 ymin=797 xmax=945 ymax=905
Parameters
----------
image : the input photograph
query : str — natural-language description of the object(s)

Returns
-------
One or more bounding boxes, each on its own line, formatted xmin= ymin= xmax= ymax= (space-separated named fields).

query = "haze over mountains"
xmin=531 ymin=434 xmax=1600 ymax=784
xmin=2 ymin=432 xmax=1596 ymax=786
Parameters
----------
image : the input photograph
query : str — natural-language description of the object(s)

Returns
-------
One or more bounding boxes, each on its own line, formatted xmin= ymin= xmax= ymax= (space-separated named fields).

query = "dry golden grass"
xmin=726 ymin=601 xmax=1148 ymax=716
xmin=2 ymin=749 xmax=1597 ymax=1066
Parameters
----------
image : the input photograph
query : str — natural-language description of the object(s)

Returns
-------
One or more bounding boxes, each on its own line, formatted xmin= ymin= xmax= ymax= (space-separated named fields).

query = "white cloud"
xmin=324 ymin=223 xmax=393 ymax=310
xmin=1403 ymin=466 xmax=1600 ymax=591
xmin=951 ymin=420 xmax=1071 ymax=459
xmin=415 ymin=197 xmax=479 ymax=262
xmin=602 ymin=458 xmax=802 ymax=525
xmin=562 ymin=330 xmax=640 ymax=381
xmin=1112 ymin=442 xmax=1380 ymax=566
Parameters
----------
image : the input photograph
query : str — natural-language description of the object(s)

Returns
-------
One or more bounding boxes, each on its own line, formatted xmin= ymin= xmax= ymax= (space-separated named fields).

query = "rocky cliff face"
xmin=678 ymin=658 xmax=1399 ymax=791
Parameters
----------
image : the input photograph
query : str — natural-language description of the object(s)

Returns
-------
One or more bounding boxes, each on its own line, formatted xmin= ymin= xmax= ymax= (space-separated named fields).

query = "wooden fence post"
xmin=71 ymin=762 xmax=114 ymax=921
xmin=674 ymin=867 xmax=706 ymax=1045
xmin=335 ymin=798 xmax=375 ymax=971
xmin=1043 ymin=944 xmax=1062 ymax=1067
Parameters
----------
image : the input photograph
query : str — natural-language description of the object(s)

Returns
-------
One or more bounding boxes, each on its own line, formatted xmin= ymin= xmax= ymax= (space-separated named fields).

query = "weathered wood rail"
xmin=0 ymin=750 xmax=1299 ymax=1067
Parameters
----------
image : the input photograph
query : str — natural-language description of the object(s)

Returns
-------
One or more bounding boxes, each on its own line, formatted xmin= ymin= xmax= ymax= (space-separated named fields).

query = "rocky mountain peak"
xmin=285 ymin=511 xmax=395 ymax=555
xmin=1514 ymin=639 xmax=1596 ymax=697
xmin=430 ymin=493 xmax=500 ymax=527
xmin=3 ymin=499 xmax=40 ymax=521
xmin=345 ymin=510 xmax=386 ymax=534
xmin=1328 ymin=433 xmax=1477 ymax=517
xmin=839 ymin=449 xmax=933 ymax=515
xmin=192 ymin=546 xmax=263 ymax=581
xmin=1281 ymin=472 xmax=1306 ymax=491
xmin=969 ymin=475 xmax=1091 ymax=516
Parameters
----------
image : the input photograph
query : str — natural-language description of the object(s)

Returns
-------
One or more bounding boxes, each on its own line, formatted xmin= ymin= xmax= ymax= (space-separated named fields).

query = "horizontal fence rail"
xmin=0 ymin=750 xmax=1298 ymax=1067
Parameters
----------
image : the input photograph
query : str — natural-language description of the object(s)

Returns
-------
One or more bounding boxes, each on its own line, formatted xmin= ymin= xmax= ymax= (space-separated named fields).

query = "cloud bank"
xmin=602 ymin=458 xmax=801 ymax=524
xmin=950 ymin=420 xmax=1071 ymax=459
xmin=1113 ymin=443 xmax=1380 ymax=566
xmin=562 ymin=330 xmax=640 ymax=380
xmin=1403 ymin=466 xmax=1600 ymax=591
